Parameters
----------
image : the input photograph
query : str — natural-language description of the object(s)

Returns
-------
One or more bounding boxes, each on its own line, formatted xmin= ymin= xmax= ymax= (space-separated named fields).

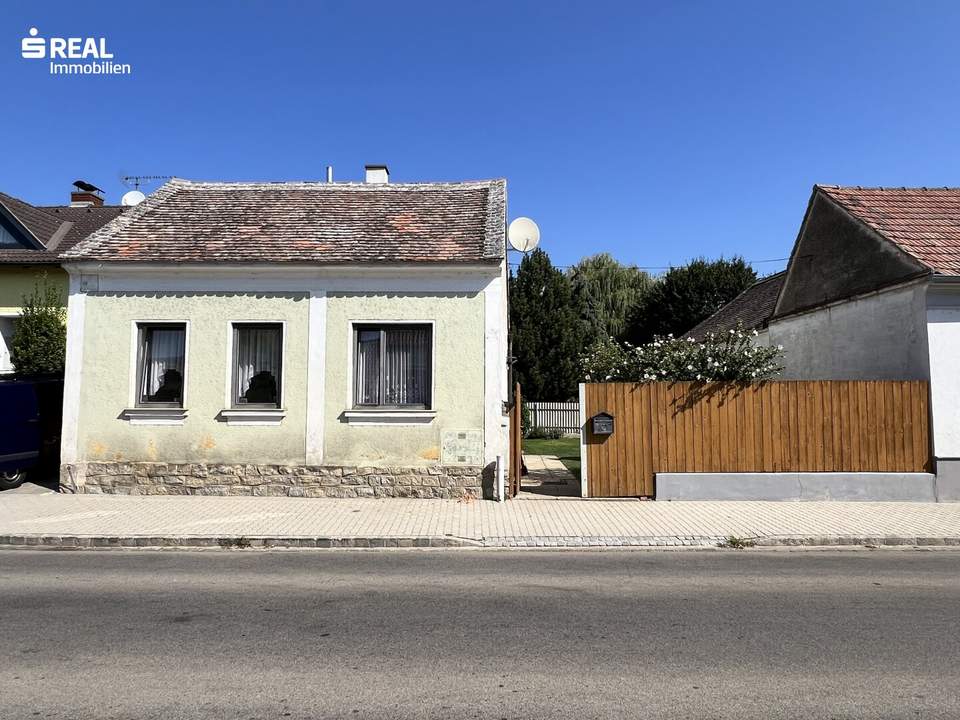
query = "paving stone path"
xmin=3 ymin=488 xmax=960 ymax=548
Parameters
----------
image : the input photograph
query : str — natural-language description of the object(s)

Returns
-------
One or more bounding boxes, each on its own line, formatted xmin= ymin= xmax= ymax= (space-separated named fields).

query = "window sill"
xmin=121 ymin=408 xmax=188 ymax=426
xmin=218 ymin=408 xmax=286 ymax=426
xmin=342 ymin=409 xmax=437 ymax=425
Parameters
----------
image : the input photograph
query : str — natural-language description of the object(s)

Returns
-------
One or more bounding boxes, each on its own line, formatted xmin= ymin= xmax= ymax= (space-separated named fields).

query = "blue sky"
xmin=4 ymin=1 xmax=960 ymax=274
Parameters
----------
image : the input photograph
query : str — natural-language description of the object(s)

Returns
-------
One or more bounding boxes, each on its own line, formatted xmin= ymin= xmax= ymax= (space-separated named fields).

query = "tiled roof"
xmin=0 ymin=192 xmax=62 ymax=245
xmin=38 ymin=205 xmax=126 ymax=253
xmin=0 ymin=192 xmax=124 ymax=265
xmin=64 ymin=178 xmax=507 ymax=264
xmin=818 ymin=185 xmax=960 ymax=275
xmin=686 ymin=272 xmax=786 ymax=338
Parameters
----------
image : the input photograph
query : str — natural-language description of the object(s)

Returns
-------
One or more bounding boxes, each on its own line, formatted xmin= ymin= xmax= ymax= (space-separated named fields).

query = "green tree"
xmin=568 ymin=253 xmax=653 ymax=344
xmin=11 ymin=277 xmax=67 ymax=377
xmin=625 ymin=257 xmax=756 ymax=344
xmin=510 ymin=248 xmax=584 ymax=401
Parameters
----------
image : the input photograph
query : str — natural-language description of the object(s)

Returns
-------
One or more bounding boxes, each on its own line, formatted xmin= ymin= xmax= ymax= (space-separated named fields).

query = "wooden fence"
xmin=527 ymin=401 xmax=580 ymax=434
xmin=582 ymin=381 xmax=932 ymax=498
xmin=508 ymin=383 xmax=523 ymax=498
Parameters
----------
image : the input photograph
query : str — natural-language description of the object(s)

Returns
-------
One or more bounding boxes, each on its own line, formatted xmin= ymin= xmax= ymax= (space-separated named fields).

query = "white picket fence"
xmin=527 ymin=401 xmax=580 ymax=434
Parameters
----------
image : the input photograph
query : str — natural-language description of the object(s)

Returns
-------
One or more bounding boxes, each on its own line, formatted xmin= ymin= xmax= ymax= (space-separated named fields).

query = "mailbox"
xmin=591 ymin=411 xmax=614 ymax=436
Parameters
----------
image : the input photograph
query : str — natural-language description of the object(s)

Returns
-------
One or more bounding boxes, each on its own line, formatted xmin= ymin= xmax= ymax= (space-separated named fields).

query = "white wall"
xmin=768 ymin=282 xmax=930 ymax=380
xmin=0 ymin=316 xmax=17 ymax=374
xmin=927 ymin=286 xmax=960 ymax=460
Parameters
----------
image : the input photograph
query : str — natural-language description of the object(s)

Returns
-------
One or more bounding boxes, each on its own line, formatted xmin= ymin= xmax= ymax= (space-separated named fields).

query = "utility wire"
xmin=508 ymin=256 xmax=791 ymax=271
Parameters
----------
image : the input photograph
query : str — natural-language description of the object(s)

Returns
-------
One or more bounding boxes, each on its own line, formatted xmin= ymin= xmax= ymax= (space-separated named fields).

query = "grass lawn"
xmin=522 ymin=436 xmax=581 ymax=479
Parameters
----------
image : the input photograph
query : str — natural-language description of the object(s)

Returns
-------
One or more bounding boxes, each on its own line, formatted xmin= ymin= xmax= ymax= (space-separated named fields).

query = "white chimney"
xmin=364 ymin=164 xmax=389 ymax=184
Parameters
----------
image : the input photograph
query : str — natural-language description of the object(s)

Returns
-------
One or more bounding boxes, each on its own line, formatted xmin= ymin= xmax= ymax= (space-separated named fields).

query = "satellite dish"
xmin=121 ymin=190 xmax=146 ymax=207
xmin=508 ymin=217 xmax=540 ymax=253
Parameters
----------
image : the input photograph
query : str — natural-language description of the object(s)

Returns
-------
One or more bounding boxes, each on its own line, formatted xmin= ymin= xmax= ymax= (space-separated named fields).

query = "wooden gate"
xmin=507 ymin=382 xmax=523 ymax=498
xmin=583 ymin=381 xmax=933 ymax=498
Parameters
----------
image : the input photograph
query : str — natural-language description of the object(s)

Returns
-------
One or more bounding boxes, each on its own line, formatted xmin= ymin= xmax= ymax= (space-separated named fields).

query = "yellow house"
xmin=0 ymin=188 xmax=124 ymax=373
xmin=59 ymin=167 xmax=510 ymax=499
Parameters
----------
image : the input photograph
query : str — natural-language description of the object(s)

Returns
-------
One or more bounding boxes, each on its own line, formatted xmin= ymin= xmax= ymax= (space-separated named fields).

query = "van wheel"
xmin=0 ymin=470 xmax=25 ymax=490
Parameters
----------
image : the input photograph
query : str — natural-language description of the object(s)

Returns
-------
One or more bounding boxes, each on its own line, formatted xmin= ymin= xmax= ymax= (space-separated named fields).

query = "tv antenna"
xmin=121 ymin=175 xmax=171 ymax=190
xmin=119 ymin=175 xmax=172 ymax=207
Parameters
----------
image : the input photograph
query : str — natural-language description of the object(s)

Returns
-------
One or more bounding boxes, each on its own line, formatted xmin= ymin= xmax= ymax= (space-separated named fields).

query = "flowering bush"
xmin=581 ymin=325 xmax=784 ymax=383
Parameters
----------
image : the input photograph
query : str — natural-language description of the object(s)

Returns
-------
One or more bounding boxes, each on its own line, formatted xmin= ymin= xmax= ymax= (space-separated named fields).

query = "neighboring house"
xmin=0 ymin=188 xmax=123 ymax=373
xmin=691 ymin=185 xmax=960 ymax=493
xmin=58 ymin=167 xmax=509 ymax=499
xmin=686 ymin=271 xmax=785 ymax=343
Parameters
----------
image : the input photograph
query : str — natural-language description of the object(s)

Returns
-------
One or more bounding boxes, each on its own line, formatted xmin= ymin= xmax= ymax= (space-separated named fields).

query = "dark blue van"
xmin=0 ymin=379 xmax=63 ymax=490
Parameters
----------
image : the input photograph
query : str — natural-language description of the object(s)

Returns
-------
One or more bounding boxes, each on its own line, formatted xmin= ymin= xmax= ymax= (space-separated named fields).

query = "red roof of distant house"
xmin=818 ymin=185 xmax=960 ymax=275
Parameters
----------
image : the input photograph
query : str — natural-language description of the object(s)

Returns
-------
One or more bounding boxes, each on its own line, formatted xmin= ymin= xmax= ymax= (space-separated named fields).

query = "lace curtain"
xmin=355 ymin=326 xmax=430 ymax=407
xmin=235 ymin=325 xmax=281 ymax=405
xmin=140 ymin=326 xmax=185 ymax=404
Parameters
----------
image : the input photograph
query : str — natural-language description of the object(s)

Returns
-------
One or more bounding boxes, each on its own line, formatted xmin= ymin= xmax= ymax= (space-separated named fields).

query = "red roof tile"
xmin=818 ymin=186 xmax=960 ymax=275
xmin=64 ymin=178 xmax=507 ymax=264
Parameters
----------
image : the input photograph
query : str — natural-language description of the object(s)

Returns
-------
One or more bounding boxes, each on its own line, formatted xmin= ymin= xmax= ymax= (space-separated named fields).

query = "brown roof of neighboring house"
xmin=818 ymin=185 xmax=960 ymax=275
xmin=64 ymin=178 xmax=507 ymax=264
xmin=687 ymin=271 xmax=786 ymax=338
xmin=0 ymin=191 xmax=124 ymax=264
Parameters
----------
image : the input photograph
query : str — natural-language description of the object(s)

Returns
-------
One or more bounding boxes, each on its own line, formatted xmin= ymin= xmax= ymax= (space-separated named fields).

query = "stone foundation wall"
xmin=60 ymin=462 xmax=485 ymax=499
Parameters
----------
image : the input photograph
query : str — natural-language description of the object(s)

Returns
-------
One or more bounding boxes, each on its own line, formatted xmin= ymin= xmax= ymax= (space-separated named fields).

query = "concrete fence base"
xmin=656 ymin=472 xmax=942 ymax=502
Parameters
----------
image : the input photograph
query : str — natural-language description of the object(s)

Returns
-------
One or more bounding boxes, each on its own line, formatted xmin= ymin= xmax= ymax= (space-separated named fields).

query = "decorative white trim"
xmin=579 ymin=382 xmax=588 ymax=498
xmin=217 ymin=408 xmax=286 ymax=426
xmin=483 ymin=271 xmax=508 ymax=465
xmin=341 ymin=409 xmax=437 ymax=425
xmin=70 ymin=264 xmax=501 ymax=294
xmin=121 ymin=407 xmax=188 ymax=426
xmin=305 ymin=291 xmax=326 ymax=464
xmin=60 ymin=275 xmax=85 ymax=464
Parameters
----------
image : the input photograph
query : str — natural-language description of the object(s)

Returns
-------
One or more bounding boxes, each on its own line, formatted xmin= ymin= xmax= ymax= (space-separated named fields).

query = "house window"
xmin=232 ymin=323 xmax=283 ymax=408
xmin=354 ymin=324 xmax=432 ymax=408
xmin=136 ymin=323 xmax=186 ymax=407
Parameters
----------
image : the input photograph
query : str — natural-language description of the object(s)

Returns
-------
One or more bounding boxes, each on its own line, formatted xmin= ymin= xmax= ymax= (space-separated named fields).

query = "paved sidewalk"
xmin=519 ymin=454 xmax=579 ymax=499
xmin=2 ymin=493 xmax=960 ymax=548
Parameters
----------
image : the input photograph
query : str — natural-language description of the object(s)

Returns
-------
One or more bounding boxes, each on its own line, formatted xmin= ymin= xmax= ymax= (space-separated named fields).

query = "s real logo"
xmin=21 ymin=28 xmax=45 ymax=58
xmin=21 ymin=28 xmax=131 ymax=75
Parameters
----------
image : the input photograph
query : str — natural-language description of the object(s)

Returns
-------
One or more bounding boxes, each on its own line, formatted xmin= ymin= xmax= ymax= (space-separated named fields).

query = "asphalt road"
xmin=2 ymin=549 xmax=959 ymax=720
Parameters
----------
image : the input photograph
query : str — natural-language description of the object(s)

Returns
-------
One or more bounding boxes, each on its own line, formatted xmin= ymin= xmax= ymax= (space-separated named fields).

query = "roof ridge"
xmin=817 ymin=184 xmax=960 ymax=191
xmin=166 ymin=177 xmax=505 ymax=190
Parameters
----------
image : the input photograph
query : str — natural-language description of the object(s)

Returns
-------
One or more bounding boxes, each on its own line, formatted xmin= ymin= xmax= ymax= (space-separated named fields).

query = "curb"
xmin=1 ymin=534 xmax=960 ymax=550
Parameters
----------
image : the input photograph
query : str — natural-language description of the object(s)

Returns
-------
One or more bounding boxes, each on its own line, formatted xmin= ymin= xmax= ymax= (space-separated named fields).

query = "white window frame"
xmin=121 ymin=319 xmax=190 ymax=425
xmin=344 ymin=319 xmax=437 ymax=425
xmin=219 ymin=319 xmax=287 ymax=426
